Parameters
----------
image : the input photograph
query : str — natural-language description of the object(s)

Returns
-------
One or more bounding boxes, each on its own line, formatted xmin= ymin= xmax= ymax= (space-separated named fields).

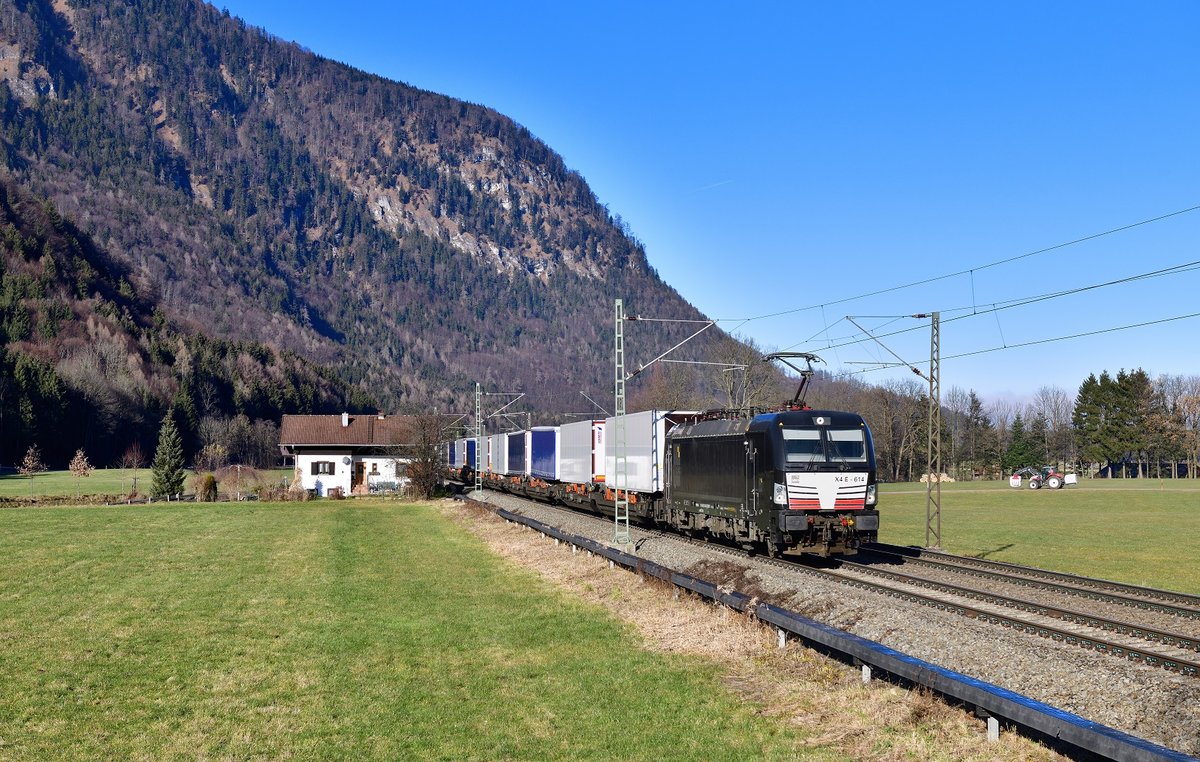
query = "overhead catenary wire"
xmin=814 ymin=256 xmax=1200 ymax=353
xmin=635 ymin=205 xmax=1199 ymax=387
xmin=709 ymin=202 xmax=1200 ymax=327
xmin=834 ymin=309 xmax=1200 ymax=379
xmin=846 ymin=316 xmax=927 ymax=381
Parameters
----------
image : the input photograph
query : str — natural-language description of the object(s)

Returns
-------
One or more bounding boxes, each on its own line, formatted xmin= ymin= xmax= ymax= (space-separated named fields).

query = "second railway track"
xmin=864 ymin=542 xmax=1200 ymax=617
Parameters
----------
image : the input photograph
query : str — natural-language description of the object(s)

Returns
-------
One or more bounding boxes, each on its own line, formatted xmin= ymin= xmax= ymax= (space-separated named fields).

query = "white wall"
xmin=361 ymin=456 xmax=410 ymax=491
xmin=293 ymin=451 xmax=410 ymax=496
xmin=295 ymin=450 xmax=352 ymax=496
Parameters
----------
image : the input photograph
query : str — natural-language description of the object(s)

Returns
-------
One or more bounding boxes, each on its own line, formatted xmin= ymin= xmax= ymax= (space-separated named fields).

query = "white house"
xmin=279 ymin=413 xmax=413 ymax=496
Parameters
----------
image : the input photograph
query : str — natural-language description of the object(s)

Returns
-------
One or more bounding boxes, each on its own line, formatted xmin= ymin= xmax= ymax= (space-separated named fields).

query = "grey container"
xmin=604 ymin=410 xmax=696 ymax=493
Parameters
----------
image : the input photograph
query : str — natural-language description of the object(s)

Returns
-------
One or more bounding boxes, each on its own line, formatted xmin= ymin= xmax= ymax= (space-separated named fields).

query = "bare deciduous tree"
xmin=395 ymin=413 xmax=454 ymax=500
xmin=19 ymin=445 xmax=46 ymax=498
xmin=120 ymin=442 xmax=146 ymax=470
xmin=628 ymin=362 xmax=703 ymax=411
xmin=1178 ymin=383 xmax=1200 ymax=479
xmin=198 ymin=414 xmax=279 ymax=468
xmin=989 ymin=398 xmax=1019 ymax=459
xmin=69 ymin=448 xmax=93 ymax=497
xmin=1029 ymin=385 xmax=1075 ymax=468
xmin=194 ymin=443 xmax=229 ymax=472
xmin=710 ymin=335 xmax=786 ymax=411
xmin=943 ymin=385 xmax=971 ymax=480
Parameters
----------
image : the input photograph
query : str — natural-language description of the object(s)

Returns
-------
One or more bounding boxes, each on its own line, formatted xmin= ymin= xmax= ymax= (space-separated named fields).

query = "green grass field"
xmin=0 ymin=468 xmax=150 ymax=498
xmin=0 ymin=468 xmax=294 ymax=500
xmin=0 ymin=500 xmax=817 ymax=760
xmin=878 ymin=479 xmax=1200 ymax=594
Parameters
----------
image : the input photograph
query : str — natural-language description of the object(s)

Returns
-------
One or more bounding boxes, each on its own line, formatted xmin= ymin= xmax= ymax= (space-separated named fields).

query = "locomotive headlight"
xmin=773 ymin=483 xmax=787 ymax=506
xmin=865 ymin=484 xmax=877 ymax=506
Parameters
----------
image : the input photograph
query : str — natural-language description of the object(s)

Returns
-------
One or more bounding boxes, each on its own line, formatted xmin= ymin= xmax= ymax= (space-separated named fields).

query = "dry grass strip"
xmin=445 ymin=499 xmax=1065 ymax=761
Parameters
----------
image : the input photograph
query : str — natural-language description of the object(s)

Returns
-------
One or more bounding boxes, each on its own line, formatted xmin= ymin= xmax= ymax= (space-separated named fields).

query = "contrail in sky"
xmin=692 ymin=179 xmax=733 ymax=192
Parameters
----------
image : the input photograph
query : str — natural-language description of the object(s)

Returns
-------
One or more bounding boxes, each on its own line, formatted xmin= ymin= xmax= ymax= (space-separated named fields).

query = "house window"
xmin=311 ymin=461 xmax=335 ymax=475
xmin=370 ymin=463 xmax=379 ymax=475
xmin=395 ymin=462 xmax=408 ymax=477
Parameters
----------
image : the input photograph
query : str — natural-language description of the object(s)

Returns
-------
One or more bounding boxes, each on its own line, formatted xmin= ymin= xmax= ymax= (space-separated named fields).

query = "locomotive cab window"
xmin=781 ymin=429 xmax=822 ymax=463
xmin=827 ymin=429 xmax=868 ymax=462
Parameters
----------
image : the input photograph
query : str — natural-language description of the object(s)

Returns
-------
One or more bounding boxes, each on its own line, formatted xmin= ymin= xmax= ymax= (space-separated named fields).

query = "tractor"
xmin=1011 ymin=465 xmax=1068 ymax=490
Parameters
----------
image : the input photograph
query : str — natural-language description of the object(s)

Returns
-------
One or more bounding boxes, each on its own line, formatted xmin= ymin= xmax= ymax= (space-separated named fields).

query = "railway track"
xmin=864 ymin=542 xmax=1200 ymax=619
xmin=820 ymin=558 xmax=1200 ymax=676
xmin=489 ymin=494 xmax=1200 ymax=678
xmin=698 ymin=541 xmax=1200 ymax=678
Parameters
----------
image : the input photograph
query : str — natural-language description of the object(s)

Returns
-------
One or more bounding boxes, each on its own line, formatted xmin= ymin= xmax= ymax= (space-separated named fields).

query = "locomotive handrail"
xmin=486 ymin=502 xmax=1195 ymax=762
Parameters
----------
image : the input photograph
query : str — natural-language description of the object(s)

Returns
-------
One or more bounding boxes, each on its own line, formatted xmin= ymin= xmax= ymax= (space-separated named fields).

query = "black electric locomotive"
xmin=661 ymin=409 xmax=878 ymax=556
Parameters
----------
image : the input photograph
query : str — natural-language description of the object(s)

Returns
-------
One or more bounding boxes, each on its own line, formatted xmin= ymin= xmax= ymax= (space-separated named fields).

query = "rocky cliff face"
xmin=0 ymin=0 xmax=717 ymax=414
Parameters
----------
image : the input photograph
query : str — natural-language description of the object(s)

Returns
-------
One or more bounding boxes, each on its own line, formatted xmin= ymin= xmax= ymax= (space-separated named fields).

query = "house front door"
xmin=353 ymin=462 xmax=365 ymax=491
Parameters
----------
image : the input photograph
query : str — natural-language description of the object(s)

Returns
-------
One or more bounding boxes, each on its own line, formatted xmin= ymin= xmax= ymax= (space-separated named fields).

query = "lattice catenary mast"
xmin=473 ymin=382 xmax=483 ymax=497
xmin=922 ymin=312 xmax=941 ymax=549
xmin=613 ymin=299 xmax=630 ymax=545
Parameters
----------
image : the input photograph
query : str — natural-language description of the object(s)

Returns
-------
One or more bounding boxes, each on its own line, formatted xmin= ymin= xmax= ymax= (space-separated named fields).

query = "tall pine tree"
xmin=151 ymin=412 xmax=186 ymax=498
xmin=964 ymin=391 xmax=998 ymax=478
xmin=1074 ymin=372 xmax=1114 ymax=473
xmin=1115 ymin=368 xmax=1153 ymax=477
xmin=1002 ymin=413 xmax=1040 ymax=473
xmin=1074 ymin=369 xmax=1154 ymax=477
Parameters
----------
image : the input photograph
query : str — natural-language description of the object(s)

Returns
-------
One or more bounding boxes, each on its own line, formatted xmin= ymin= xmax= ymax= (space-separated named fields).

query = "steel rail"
xmin=867 ymin=542 xmax=1200 ymax=610
xmin=479 ymin=499 xmax=1196 ymax=762
xmin=827 ymin=559 xmax=1200 ymax=670
xmin=653 ymin=530 xmax=1200 ymax=670
xmin=858 ymin=544 xmax=1200 ymax=621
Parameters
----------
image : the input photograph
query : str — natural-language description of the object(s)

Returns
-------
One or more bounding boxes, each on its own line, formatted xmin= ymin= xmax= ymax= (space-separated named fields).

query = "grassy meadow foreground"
xmin=2 ymin=481 xmax=1194 ymax=758
xmin=0 ymin=500 xmax=815 ymax=760
xmin=878 ymin=479 xmax=1200 ymax=594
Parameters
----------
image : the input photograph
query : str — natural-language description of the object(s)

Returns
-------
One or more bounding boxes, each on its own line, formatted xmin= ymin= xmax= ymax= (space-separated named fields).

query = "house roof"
xmin=280 ymin=414 xmax=416 ymax=446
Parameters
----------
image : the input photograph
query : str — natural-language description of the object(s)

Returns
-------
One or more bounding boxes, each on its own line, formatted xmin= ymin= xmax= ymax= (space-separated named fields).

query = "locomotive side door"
xmin=746 ymin=432 xmax=770 ymax=531
xmin=745 ymin=438 xmax=756 ymax=518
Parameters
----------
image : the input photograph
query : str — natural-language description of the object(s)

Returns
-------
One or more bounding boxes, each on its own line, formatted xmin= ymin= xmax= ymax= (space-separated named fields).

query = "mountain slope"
xmin=0 ymin=0 xmax=722 ymax=415
xmin=0 ymin=176 xmax=368 ymax=467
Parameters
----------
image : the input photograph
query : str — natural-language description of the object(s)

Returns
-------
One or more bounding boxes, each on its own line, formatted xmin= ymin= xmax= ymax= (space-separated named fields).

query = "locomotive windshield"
xmin=782 ymin=427 xmax=868 ymax=464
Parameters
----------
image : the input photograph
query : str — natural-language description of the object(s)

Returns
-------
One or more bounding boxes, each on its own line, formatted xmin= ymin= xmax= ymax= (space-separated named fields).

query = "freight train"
xmin=448 ymin=406 xmax=879 ymax=557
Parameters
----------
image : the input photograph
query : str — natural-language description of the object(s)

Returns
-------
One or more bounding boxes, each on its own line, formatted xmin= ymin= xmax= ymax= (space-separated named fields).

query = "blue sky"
xmin=218 ymin=1 xmax=1200 ymax=403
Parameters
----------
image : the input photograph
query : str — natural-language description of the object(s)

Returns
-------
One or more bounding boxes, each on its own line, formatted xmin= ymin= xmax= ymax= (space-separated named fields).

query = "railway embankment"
xmin=465 ymin=491 xmax=1200 ymax=759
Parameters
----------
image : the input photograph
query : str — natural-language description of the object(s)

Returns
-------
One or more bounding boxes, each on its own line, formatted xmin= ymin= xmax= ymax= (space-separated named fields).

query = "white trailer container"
xmin=604 ymin=410 xmax=696 ymax=493
xmin=560 ymin=419 xmax=605 ymax=485
xmin=486 ymin=433 xmax=507 ymax=475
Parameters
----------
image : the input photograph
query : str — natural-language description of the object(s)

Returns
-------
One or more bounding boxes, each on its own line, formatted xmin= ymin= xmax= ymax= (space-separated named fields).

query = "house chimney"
xmin=341 ymin=412 xmax=349 ymax=427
